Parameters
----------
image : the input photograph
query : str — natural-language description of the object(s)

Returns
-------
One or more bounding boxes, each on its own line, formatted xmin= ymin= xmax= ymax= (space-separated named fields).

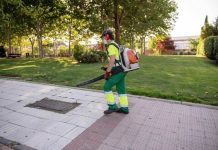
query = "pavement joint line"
xmin=1 ymin=78 xmax=218 ymax=110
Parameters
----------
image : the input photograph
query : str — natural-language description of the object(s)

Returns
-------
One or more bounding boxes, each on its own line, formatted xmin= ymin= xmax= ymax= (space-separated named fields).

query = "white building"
xmin=172 ymin=36 xmax=199 ymax=50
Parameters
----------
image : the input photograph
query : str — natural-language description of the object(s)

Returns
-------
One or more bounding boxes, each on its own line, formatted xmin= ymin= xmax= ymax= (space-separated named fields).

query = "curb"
xmin=128 ymin=94 xmax=218 ymax=110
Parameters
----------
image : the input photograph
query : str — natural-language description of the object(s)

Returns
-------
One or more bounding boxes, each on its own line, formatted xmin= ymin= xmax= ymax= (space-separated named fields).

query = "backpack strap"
xmin=107 ymin=42 xmax=122 ymax=67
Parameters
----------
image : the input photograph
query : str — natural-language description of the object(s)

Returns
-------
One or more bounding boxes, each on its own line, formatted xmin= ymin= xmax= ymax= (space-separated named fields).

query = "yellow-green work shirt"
xmin=108 ymin=44 xmax=119 ymax=60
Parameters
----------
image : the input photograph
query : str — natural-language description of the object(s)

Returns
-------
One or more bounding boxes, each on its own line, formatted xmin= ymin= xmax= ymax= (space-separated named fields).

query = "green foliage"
xmin=189 ymin=38 xmax=199 ymax=51
xmin=81 ymin=51 xmax=100 ymax=63
xmin=200 ymin=16 xmax=218 ymax=40
xmin=85 ymin=0 xmax=177 ymax=43
xmin=73 ymin=44 xmax=85 ymax=62
xmin=197 ymin=38 xmax=204 ymax=55
xmin=73 ymin=44 xmax=107 ymax=63
xmin=214 ymin=37 xmax=218 ymax=64
xmin=148 ymin=35 xmax=165 ymax=49
xmin=92 ymin=50 xmax=107 ymax=62
xmin=59 ymin=45 xmax=68 ymax=53
xmin=204 ymin=36 xmax=217 ymax=60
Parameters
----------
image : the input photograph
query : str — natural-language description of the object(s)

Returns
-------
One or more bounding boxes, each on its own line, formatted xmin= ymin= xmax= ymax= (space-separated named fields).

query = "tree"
xmin=0 ymin=0 xmax=23 ymax=54
xmin=189 ymin=38 xmax=199 ymax=51
xmin=212 ymin=17 xmax=218 ymax=35
xmin=198 ymin=16 xmax=218 ymax=55
xmin=148 ymin=34 xmax=165 ymax=54
xmin=84 ymin=0 xmax=177 ymax=45
xmin=21 ymin=0 xmax=66 ymax=57
xmin=200 ymin=15 xmax=215 ymax=39
xmin=156 ymin=37 xmax=175 ymax=53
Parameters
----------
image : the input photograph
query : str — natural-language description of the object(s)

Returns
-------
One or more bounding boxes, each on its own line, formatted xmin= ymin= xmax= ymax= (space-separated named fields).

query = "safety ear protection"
xmin=104 ymin=34 xmax=110 ymax=40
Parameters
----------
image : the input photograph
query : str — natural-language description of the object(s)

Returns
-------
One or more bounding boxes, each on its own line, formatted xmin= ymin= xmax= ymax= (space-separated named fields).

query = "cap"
xmin=101 ymin=29 xmax=113 ymax=39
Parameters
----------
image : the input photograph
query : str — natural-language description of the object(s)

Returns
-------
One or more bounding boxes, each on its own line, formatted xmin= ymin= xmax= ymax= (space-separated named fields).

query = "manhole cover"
xmin=25 ymin=97 xmax=80 ymax=114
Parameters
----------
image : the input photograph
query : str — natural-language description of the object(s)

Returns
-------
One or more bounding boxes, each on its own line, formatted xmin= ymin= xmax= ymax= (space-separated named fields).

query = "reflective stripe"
xmin=105 ymin=91 xmax=115 ymax=105
xmin=119 ymin=95 xmax=128 ymax=107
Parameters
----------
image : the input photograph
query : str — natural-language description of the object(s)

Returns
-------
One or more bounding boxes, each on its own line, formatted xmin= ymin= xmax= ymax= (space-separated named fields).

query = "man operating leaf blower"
xmin=101 ymin=29 xmax=129 ymax=115
xmin=76 ymin=29 xmax=139 ymax=114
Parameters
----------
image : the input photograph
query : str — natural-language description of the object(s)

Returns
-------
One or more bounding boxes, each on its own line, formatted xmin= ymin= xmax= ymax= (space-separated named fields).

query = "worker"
xmin=101 ymin=29 xmax=129 ymax=114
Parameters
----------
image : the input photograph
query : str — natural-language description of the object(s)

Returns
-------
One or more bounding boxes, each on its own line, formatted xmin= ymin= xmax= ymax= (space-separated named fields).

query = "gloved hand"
xmin=101 ymin=66 xmax=107 ymax=71
xmin=104 ymin=71 xmax=111 ymax=80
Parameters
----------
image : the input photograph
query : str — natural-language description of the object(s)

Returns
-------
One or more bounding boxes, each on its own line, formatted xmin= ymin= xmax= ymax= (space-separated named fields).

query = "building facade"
xmin=171 ymin=36 xmax=199 ymax=50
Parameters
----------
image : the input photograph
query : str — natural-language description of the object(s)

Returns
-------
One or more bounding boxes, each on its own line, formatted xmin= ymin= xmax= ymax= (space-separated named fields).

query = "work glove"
xmin=104 ymin=71 xmax=111 ymax=80
xmin=101 ymin=66 xmax=107 ymax=71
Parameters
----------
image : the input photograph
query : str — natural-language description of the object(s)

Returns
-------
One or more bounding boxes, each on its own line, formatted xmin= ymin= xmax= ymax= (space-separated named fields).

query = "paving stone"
xmin=5 ymin=127 xmax=37 ymax=143
xmin=42 ymin=122 xmax=76 ymax=136
xmin=64 ymin=126 xmax=86 ymax=139
xmin=97 ymin=144 xmax=118 ymax=150
xmin=0 ymin=108 xmax=14 ymax=118
xmin=64 ymin=114 xmax=96 ymax=128
xmin=0 ymin=123 xmax=22 ymax=137
xmin=0 ymin=120 xmax=7 ymax=128
xmin=0 ymin=99 xmax=15 ymax=107
xmin=23 ymin=132 xmax=60 ymax=150
xmin=46 ymin=137 xmax=71 ymax=150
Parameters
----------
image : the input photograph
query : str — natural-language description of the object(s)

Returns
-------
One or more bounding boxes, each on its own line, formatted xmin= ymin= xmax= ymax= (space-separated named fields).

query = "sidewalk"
xmin=0 ymin=79 xmax=218 ymax=150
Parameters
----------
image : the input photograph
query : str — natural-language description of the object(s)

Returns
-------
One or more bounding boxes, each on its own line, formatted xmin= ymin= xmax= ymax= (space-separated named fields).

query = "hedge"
xmin=214 ymin=37 xmax=218 ymax=63
xmin=73 ymin=44 xmax=107 ymax=63
xmin=204 ymin=36 xmax=217 ymax=60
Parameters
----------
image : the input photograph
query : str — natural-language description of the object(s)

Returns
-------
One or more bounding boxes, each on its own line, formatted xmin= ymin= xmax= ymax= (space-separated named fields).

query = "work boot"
xmin=104 ymin=104 xmax=118 ymax=115
xmin=116 ymin=107 xmax=129 ymax=114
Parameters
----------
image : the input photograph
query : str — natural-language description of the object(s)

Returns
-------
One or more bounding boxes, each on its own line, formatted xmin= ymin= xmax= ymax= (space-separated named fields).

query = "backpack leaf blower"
xmin=75 ymin=66 xmax=123 ymax=87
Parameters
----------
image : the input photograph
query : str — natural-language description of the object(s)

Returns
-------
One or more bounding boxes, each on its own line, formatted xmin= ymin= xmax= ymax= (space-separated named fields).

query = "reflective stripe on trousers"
xmin=104 ymin=91 xmax=115 ymax=105
xmin=119 ymin=94 xmax=128 ymax=107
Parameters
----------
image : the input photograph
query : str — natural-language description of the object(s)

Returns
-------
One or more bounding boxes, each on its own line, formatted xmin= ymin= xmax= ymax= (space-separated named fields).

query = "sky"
xmin=170 ymin=0 xmax=218 ymax=37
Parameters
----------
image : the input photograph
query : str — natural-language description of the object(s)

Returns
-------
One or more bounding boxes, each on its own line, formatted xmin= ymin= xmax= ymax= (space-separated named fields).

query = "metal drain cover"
xmin=26 ymin=97 xmax=80 ymax=114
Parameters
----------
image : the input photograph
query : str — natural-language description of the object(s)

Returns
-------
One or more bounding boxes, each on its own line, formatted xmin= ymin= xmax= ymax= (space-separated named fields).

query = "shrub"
xmin=214 ymin=37 xmax=218 ymax=64
xmin=204 ymin=36 xmax=216 ymax=60
xmin=216 ymin=53 xmax=218 ymax=64
xmin=59 ymin=45 xmax=68 ymax=53
xmin=0 ymin=46 xmax=6 ymax=57
xmin=73 ymin=45 xmax=107 ymax=63
xmin=73 ymin=45 xmax=85 ymax=62
xmin=92 ymin=50 xmax=107 ymax=62
xmin=81 ymin=51 xmax=100 ymax=63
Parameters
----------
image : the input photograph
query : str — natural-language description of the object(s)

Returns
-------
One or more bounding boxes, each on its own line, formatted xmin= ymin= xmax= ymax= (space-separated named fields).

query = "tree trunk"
xmin=130 ymin=33 xmax=134 ymax=49
xmin=37 ymin=34 xmax=43 ymax=57
xmin=114 ymin=0 xmax=121 ymax=44
xmin=53 ymin=38 xmax=57 ymax=57
xmin=36 ymin=20 xmax=43 ymax=57
xmin=7 ymin=23 xmax=12 ymax=54
xmin=140 ymin=36 xmax=143 ymax=54
xmin=18 ymin=36 xmax=22 ymax=54
xmin=68 ymin=25 xmax=72 ymax=56
xmin=29 ymin=37 xmax=35 ymax=57
xmin=143 ymin=37 xmax=146 ymax=51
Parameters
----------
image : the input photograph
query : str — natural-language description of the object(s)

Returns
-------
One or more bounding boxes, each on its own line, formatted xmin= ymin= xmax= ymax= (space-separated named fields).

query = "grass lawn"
xmin=0 ymin=55 xmax=218 ymax=105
